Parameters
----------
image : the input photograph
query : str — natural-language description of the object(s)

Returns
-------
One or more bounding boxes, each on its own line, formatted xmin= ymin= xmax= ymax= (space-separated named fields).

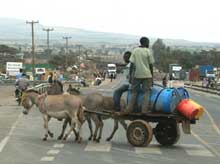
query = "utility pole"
xmin=43 ymin=28 xmax=54 ymax=55
xmin=62 ymin=36 xmax=71 ymax=67
xmin=76 ymin=44 xmax=82 ymax=63
xmin=26 ymin=20 xmax=39 ymax=80
xmin=85 ymin=49 xmax=88 ymax=60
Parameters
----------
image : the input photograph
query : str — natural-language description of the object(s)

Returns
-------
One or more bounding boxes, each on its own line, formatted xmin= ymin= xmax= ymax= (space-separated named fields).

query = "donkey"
xmin=47 ymin=80 xmax=64 ymax=95
xmin=21 ymin=90 xmax=85 ymax=142
xmin=66 ymin=85 xmax=127 ymax=142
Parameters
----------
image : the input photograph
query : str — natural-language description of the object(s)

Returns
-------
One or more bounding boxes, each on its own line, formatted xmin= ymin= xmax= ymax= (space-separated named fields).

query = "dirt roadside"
xmin=0 ymin=86 xmax=17 ymax=106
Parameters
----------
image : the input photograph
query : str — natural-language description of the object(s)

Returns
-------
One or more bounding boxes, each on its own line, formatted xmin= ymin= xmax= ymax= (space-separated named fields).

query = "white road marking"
xmin=180 ymin=144 xmax=204 ymax=148
xmin=186 ymin=150 xmax=214 ymax=157
xmin=191 ymin=131 xmax=220 ymax=157
xmin=84 ymin=141 xmax=111 ymax=152
xmin=181 ymin=144 xmax=214 ymax=157
xmin=40 ymin=156 xmax=55 ymax=162
xmin=0 ymin=137 xmax=10 ymax=152
xmin=53 ymin=144 xmax=64 ymax=148
xmin=135 ymin=146 xmax=162 ymax=155
xmin=0 ymin=113 xmax=22 ymax=153
xmin=116 ymin=144 xmax=216 ymax=157
xmin=204 ymin=109 xmax=220 ymax=136
xmin=112 ymin=147 xmax=175 ymax=162
xmin=47 ymin=149 xmax=60 ymax=155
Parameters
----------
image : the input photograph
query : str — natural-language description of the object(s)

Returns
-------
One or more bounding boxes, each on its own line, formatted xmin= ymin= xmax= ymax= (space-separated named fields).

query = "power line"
xmin=43 ymin=28 xmax=54 ymax=54
xmin=26 ymin=20 xmax=39 ymax=80
xmin=62 ymin=36 xmax=71 ymax=67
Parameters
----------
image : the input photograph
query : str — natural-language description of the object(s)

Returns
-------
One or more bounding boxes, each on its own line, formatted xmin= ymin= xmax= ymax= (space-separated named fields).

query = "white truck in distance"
xmin=107 ymin=64 xmax=117 ymax=79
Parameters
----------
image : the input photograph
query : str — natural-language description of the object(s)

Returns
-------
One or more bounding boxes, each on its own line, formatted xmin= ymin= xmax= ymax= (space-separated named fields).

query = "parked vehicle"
xmin=189 ymin=68 xmax=200 ymax=81
xmin=199 ymin=65 xmax=215 ymax=79
xmin=169 ymin=64 xmax=182 ymax=80
xmin=0 ymin=73 xmax=9 ymax=80
xmin=107 ymin=64 xmax=117 ymax=79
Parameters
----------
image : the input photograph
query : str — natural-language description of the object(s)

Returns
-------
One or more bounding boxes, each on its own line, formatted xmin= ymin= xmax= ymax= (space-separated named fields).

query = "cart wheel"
xmin=127 ymin=120 xmax=153 ymax=147
xmin=154 ymin=121 xmax=180 ymax=146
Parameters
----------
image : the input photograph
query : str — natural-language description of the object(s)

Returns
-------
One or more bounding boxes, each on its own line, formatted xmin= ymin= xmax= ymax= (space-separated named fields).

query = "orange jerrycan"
xmin=189 ymin=99 xmax=204 ymax=119
xmin=176 ymin=99 xmax=199 ymax=120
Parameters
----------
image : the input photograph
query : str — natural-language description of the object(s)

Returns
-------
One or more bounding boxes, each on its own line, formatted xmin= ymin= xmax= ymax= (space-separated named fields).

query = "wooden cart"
xmin=85 ymin=109 xmax=195 ymax=147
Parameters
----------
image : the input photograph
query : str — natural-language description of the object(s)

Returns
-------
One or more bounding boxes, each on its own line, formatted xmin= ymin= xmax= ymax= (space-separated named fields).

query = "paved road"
xmin=1 ymin=78 xmax=220 ymax=164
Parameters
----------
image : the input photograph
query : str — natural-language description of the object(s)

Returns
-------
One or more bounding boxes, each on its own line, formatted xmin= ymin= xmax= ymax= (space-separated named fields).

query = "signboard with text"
xmin=172 ymin=66 xmax=182 ymax=71
xmin=6 ymin=62 xmax=23 ymax=76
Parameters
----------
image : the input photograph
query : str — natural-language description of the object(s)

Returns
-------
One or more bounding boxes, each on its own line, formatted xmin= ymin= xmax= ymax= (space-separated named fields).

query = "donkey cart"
xmin=84 ymin=109 xmax=195 ymax=147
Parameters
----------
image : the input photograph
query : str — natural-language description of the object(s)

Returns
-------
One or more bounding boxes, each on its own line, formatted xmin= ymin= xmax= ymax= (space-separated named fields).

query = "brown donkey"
xmin=66 ymin=85 xmax=127 ymax=142
xmin=21 ymin=90 xmax=85 ymax=142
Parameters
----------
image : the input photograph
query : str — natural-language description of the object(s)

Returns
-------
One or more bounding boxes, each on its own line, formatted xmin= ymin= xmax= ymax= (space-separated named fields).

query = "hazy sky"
xmin=1 ymin=0 xmax=219 ymax=42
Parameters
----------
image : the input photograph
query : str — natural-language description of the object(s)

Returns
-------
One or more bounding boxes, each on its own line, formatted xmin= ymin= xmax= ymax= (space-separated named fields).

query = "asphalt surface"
xmin=1 ymin=77 xmax=220 ymax=164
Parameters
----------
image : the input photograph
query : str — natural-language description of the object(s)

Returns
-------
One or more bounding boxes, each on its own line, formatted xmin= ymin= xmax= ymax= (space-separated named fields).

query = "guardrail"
xmin=28 ymin=83 xmax=50 ymax=94
xmin=0 ymin=79 xmax=49 ymax=86
xmin=184 ymin=83 xmax=220 ymax=96
xmin=0 ymin=79 xmax=87 ymax=87
xmin=27 ymin=80 xmax=86 ymax=94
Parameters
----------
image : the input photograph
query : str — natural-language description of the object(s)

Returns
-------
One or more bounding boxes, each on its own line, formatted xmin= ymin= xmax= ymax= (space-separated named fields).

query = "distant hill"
xmin=0 ymin=18 xmax=139 ymax=44
xmin=0 ymin=17 xmax=220 ymax=47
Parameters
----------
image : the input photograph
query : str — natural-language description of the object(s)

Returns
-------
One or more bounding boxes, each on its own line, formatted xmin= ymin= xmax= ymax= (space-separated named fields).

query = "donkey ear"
xmin=22 ymin=92 xmax=27 ymax=97
xmin=37 ymin=93 xmax=47 ymax=100
xmin=37 ymin=95 xmax=43 ymax=100
xmin=21 ymin=92 xmax=27 ymax=103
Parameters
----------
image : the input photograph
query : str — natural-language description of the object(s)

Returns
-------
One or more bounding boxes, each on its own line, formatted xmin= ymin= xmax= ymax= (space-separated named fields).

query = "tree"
xmin=48 ymin=54 xmax=78 ymax=68
xmin=152 ymin=39 xmax=166 ymax=64
xmin=0 ymin=45 xmax=18 ymax=54
xmin=49 ymin=55 xmax=66 ymax=68
xmin=152 ymin=39 xmax=170 ymax=72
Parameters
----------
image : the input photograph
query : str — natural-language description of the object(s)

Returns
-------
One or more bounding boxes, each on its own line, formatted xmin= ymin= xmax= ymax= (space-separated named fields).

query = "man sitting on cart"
xmin=113 ymin=51 xmax=131 ymax=112
xmin=126 ymin=37 xmax=155 ymax=114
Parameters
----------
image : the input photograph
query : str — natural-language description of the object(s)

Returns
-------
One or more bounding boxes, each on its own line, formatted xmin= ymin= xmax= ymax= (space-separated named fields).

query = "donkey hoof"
xmin=63 ymin=135 xmax=67 ymax=141
xmin=49 ymin=133 xmax=54 ymax=138
xmin=77 ymin=137 xmax=82 ymax=143
xmin=62 ymin=140 xmax=67 ymax=143
xmin=106 ymin=137 xmax=111 ymax=142
xmin=42 ymin=137 xmax=47 ymax=141
xmin=57 ymin=136 xmax=62 ymax=140
xmin=88 ymin=135 xmax=93 ymax=141
xmin=95 ymin=139 xmax=100 ymax=143
xmin=74 ymin=137 xmax=79 ymax=142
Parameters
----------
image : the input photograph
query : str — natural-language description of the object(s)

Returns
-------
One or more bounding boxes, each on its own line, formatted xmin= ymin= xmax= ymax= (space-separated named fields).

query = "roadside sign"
xmin=35 ymin=68 xmax=46 ymax=74
xmin=6 ymin=62 xmax=23 ymax=76
xmin=172 ymin=66 xmax=182 ymax=71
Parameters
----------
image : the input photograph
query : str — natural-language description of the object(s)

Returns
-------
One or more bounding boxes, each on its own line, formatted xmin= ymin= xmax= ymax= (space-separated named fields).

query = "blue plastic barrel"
xmin=176 ymin=87 xmax=189 ymax=99
xmin=127 ymin=85 xmax=163 ymax=113
xmin=127 ymin=86 xmax=181 ymax=113
xmin=154 ymin=88 xmax=181 ymax=113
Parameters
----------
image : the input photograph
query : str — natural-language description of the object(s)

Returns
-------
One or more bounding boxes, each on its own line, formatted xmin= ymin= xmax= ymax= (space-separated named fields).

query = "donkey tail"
xmin=77 ymin=104 xmax=86 ymax=123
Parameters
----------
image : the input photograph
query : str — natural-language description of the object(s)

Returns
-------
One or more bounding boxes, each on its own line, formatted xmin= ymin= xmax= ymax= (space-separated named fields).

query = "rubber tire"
xmin=154 ymin=121 xmax=180 ymax=146
xmin=127 ymin=120 xmax=153 ymax=147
